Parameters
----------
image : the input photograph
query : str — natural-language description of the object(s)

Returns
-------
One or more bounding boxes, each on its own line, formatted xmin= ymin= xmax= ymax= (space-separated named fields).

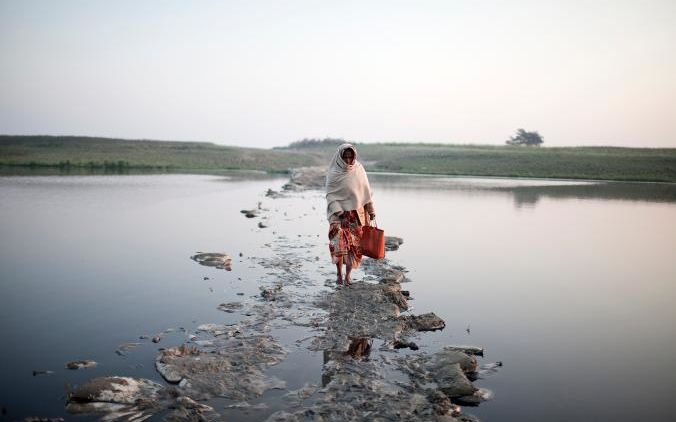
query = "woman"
xmin=326 ymin=143 xmax=376 ymax=286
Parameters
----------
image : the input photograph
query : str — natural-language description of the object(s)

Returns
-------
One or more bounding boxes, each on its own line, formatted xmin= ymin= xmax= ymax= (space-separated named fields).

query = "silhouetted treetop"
xmin=286 ymin=138 xmax=347 ymax=149
xmin=506 ymin=129 xmax=544 ymax=146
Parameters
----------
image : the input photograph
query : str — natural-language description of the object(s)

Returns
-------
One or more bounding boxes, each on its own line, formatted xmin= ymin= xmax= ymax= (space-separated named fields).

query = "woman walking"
xmin=326 ymin=143 xmax=376 ymax=286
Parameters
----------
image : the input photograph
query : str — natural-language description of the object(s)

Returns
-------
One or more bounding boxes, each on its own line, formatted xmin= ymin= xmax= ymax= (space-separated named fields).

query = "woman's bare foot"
xmin=336 ymin=275 xmax=344 ymax=285
xmin=344 ymin=275 xmax=352 ymax=285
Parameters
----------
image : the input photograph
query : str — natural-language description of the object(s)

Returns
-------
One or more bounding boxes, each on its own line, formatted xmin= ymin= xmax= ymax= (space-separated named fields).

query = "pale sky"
xmin=1 ymin=0 xmax=675 ymax=148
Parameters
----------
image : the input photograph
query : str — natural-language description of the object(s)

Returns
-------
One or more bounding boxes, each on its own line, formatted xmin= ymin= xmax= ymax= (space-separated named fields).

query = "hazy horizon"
xmin=1 ymin=1 xmax=675 ymax=148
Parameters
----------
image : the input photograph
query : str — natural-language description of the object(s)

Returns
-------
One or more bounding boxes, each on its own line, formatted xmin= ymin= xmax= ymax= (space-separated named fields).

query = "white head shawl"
xmin=325 ymin=143 xmax=373 ymax=220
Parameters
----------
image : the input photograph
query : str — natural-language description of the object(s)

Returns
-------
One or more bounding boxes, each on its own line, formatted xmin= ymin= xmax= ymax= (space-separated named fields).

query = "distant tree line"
xmin=286 ymin=137 xmax=347 ymax=149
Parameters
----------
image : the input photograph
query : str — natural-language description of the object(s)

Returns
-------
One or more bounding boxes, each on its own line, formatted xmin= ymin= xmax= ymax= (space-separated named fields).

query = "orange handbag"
xmin=361 ymin=221 xmax=385 ymax=259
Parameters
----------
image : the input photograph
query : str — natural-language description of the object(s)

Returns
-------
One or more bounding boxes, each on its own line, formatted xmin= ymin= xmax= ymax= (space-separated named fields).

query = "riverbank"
xmin=2 ymin=135 xmax=676 ymax=182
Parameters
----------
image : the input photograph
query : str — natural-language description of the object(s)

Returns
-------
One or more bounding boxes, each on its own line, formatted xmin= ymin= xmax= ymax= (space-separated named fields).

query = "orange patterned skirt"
xmin=328 ymin=210 xmax=363 ymax=269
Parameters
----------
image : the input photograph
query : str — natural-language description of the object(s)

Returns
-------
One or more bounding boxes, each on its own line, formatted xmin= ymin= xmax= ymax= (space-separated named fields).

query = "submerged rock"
xmin=190 ymin=252 xmax=232 ymax=270
xmin=65 ymin=360 xmax=97 ymax=370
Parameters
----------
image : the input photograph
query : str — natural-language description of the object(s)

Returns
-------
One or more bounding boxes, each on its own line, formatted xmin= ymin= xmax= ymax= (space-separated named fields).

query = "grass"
xmin=284 ymin=142 xmax=676 ymax=183
xmin=2 ymin=135 xmax=676 ymax=182
xmin=0 ymin=135 xmax=317 ymax=173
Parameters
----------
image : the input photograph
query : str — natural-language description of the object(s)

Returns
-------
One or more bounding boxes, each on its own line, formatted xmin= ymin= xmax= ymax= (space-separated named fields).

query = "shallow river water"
xmin=1 ymin=173 xmax=675 ymax=421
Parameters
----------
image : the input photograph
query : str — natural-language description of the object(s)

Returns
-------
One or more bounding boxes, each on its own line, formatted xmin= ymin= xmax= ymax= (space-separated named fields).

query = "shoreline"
xmin=4 ymin=164 xmax=676 ymax=185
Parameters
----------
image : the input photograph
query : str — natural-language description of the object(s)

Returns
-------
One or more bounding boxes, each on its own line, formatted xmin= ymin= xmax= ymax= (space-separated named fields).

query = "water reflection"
xmin=370 ymin=173 xmax=676 ymax=209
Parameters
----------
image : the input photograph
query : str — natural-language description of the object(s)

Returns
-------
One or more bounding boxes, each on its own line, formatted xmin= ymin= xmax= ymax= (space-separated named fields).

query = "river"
xmin=0 ymin=173 xmax=674 ymax=421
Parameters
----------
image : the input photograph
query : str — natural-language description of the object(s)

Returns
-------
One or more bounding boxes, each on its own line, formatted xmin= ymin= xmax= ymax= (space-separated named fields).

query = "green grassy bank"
xmin=283 ymin=141 xmax=676 ymax=183
xmin=0 ymin=135 xmax=316 ymax=173
xmin=2 ymin=135 xmax=676 ymax=182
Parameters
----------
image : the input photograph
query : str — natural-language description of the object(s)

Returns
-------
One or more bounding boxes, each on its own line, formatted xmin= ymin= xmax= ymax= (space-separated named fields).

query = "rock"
xmin=66 ymin=360 xmax=97 ymax=370
xmin=445 ymin=345 xmax=484 ymax=357
xmin=217 ymin=302 xmax=244 ymax=313
xmin=67 ymin=376 xmax=163 ymax=405
xmin=190 ymin=252 xmax=232 ymax=271
xmin=258 ymin=221 xmax=268 ymax=228
xmin=382 ymin=282 xmax=409 ymax=311
xmin=266 ymin=188 xmax=283 ymax=198
xmin=155 ymin=345 xmax=201 ymax=383
xmin=260 ymin=285 xmax=283 ymax=301
xmin=196 ymin=323 xmax=239 ymax=337
xmin=455 ymin=388 xmax=493 ymax=407
xmin=401 ymin=312 xmax=446 ymax=332
xmin=155 ymin=337 xmax=287 ymax=400
xmin=23 ymin=418 xmax=64 ymax=422
xmin=163 ymin=396 xmax=219 ymax=421
xmin=152 ymin=336 xmax=161 ymax=343
xmin=432 ymin=348 xmax=479 ymax=374
xmin=428 ymin=353 xmax=478 ymax=398
xmin=65 ymin=375 xmax=219 ymax=420
xmin=384 ymin=236 xmax=404 ymax=251
xmin=393 ymin=340 xmax=419 ymax=350
xmin=115 ymin=342 xmax=141 ymax=356
xmin=31 ymin=370 xmax=53 ymax=376
xmin=241 ymin=209 xmax=259 ymax=218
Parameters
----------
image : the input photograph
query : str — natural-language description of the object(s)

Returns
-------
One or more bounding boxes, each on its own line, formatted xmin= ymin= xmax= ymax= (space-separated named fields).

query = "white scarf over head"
xmin=325 ymin=143 xmax=373 ymax=220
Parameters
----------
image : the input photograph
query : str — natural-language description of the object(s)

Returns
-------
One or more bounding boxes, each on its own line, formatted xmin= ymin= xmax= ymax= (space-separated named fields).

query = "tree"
xmin=506 ymin=129 xmax=544 ymax=146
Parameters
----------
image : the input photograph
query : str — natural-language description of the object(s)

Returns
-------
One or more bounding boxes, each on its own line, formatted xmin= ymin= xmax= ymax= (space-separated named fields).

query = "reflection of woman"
xmin=326 ymin=144 xmax=376 ymax=285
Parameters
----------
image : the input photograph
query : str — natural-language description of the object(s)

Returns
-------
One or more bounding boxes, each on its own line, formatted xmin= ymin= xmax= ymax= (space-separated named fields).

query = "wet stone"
xmin=400 ymin=312 xmax=446 ymax=332
xmin=217 ymin=301 xmax=245 ymax=313
xmin=65 ymin=360 xmax=97 ymax=370
xmin=384 ymin=236 xmax=404 ymax=251
xmin=155 ymin=336 xmax=287 ymax=401
xmin=66 ymin=376 xmax=164 ymax=418
xmin=190 ymin=252 xmax=232 ymax=271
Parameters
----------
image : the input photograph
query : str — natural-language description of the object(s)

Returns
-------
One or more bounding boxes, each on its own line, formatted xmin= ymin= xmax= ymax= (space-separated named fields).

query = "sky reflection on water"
xmin=0 ymin=174 xmax=675 ymax=421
